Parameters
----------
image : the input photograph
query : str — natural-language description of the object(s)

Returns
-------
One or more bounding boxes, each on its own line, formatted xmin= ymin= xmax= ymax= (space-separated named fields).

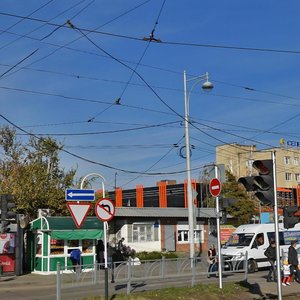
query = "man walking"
xmin=288 ymin=239 xmax=300 ymax=283
xmin=264 ymin=239 xmax=277 ymax=282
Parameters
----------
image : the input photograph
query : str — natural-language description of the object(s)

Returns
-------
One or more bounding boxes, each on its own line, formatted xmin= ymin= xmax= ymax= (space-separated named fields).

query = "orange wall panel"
xmin=115 ymin=188 xmax=123 ymax=207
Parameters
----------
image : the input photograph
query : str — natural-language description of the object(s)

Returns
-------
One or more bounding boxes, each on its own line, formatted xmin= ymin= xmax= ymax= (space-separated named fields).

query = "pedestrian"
xmin=288 ymin=239 xmax=300 ymax=283
xmin=117 ymin=237 xmax=125 ymax=252
xmin=281 ymin=259 xmax=291 ymax=286
xmin=96 ymin=240 xmax=105 ymax=269
xmin=70 ymin=248 xmax=81 ymax=272
xmin=207 ymin=244 xmax=217 ymax=278
xmin=264 ymin=239 xmax=277 ymax=282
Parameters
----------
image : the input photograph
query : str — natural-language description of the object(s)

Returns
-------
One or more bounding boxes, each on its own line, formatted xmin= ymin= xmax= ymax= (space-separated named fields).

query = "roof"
xmin=115 ymin=207 xmax=217 ymax=218
xmin=31 ymin=216 xmax=104 ymax=230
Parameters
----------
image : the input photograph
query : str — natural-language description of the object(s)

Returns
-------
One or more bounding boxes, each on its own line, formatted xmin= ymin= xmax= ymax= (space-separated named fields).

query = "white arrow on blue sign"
xmin=65 ymin=189 xmax=95 ymax=201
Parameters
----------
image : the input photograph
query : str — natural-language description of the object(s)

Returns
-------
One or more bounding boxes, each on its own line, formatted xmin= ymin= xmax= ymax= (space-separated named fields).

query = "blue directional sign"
xmin=65 ymin=189 xmax=95 ymax=201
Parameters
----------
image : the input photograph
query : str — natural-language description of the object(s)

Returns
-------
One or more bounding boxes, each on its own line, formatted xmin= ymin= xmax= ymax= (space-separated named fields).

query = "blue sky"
xmin=1 ymin=1 xmax=300 ymax=191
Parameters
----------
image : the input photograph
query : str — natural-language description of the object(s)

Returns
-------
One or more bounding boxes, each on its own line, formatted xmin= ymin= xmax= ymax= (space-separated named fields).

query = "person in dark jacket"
xmin=70 ymin=249 xmax=81 ymax=272
xmin=264 ymin=240 xmax=277 ymax=282
xmin=207 ymin=244 xmax=217 ymax=278
xmin=288 ymin=240 xmax=300 ymax=283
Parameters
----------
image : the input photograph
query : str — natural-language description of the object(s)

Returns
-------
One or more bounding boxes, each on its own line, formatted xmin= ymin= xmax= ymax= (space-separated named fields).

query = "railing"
xmin=56 ymin=253 xmax=248 ymax=299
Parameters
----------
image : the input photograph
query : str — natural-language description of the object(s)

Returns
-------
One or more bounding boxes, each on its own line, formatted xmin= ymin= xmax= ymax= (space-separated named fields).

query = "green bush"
xmin=136 ymin=251 xmax=178 ymax=260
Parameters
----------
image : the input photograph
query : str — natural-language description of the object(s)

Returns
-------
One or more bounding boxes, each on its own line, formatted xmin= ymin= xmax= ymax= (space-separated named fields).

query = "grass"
xmin=82 ymin=282 xmax=249 ymax=300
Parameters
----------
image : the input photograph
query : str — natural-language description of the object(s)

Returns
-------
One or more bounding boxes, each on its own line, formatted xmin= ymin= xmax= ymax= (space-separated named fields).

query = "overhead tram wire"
xmin=2 ymin=11 xmax=300 ymax=172
xmin=0 ymin=113 xmax=197 ymax=176
xmin=88 ymin=0 xmax=166 ymax=122
xmin=2 ymin=24 xmax=295 ymax=161
xmin=40 ymin=0 xmax=95 ymax=41
xmin=1 ymin=11 xmax=300 ymax=55
xmin=2 ymin=56 xmax=300 ymax=110
xmin=17 ymin=121 xmax=180 ymax=136
xmin=0 ymin=0 xmax=96 ymax=80
xmin=3 ymin=18 xmax=299 ymax=161
xmin=121 ymin=134 xmax=183 ymax=188
xmin=0 ymin=0 xmax=89 ymax=51
xmin=0 ymin=0 xmax=152 ymax=81
xmin=2 ymin=82 xmax=299 ymax=155
xmin=21 ymin=119 xmax=180 ymax=129
xmin=0 ymin=49 xmax=39 ymax=79
xmin=0 ymin=85 xmax=175 ymax=117
xmin=0 ymin=0 xmax=54 ymax=39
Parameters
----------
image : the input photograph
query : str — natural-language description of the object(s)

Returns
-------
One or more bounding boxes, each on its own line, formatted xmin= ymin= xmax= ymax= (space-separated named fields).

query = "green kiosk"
xmin=28 ymin=216 xmax=104 ymax=274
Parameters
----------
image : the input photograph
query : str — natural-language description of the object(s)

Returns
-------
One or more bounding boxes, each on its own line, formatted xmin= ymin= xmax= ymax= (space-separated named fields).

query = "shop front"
xmin=28 ymin=216 xmax=103 ymax=274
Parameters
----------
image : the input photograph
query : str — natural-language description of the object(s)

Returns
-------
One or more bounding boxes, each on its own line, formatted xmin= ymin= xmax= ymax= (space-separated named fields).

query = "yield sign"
xmin=67 ymin=202 xmax=92 ymax=228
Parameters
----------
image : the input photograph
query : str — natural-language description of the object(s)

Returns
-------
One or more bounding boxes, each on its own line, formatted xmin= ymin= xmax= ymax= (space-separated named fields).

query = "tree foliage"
xmin=0 ymin=126 xmax=76 ymax=219
xmin=222 ymin=170 xmax=256 ymax=225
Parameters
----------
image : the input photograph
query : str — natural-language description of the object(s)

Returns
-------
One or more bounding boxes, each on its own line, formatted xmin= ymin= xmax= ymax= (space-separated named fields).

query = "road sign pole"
xmin=214 ymin=165 xmax=222 ymax=290
xmin=79 ymin=173 xmax=108 ymax=299
xmin=104 ymin=221 xmax=108 ymax=300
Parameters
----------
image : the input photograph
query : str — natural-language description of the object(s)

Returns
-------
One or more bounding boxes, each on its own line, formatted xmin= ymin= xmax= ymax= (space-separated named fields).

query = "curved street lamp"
xmin=183 ymin=70 xmax=213 ymax=261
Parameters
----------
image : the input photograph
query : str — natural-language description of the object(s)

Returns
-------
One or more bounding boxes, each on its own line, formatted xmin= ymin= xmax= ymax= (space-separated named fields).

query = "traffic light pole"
xmin=272 ymin=151 xmax=282 ymax=300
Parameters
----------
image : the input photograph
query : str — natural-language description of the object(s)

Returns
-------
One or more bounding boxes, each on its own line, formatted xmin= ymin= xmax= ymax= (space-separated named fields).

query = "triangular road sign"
xmin=67 ymin=202 xmax=92 ymax=228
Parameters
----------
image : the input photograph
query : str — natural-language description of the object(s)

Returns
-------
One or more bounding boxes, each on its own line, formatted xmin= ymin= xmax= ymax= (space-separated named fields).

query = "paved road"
xmin=0 ymin=270 xmax=300 ymax=300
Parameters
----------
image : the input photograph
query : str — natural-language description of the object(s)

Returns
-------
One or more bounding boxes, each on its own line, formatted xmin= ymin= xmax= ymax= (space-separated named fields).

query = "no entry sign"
xmin=209 ymin=178 xmax=221 ymax=197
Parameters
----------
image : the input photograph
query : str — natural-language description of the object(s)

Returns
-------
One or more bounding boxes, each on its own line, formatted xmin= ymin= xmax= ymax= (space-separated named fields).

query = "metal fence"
xmin=56 ymin=253 xmax=248 ymax=300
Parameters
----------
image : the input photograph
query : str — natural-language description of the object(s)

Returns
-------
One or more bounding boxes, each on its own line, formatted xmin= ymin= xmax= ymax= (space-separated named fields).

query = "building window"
xmin=284 ymin=156 xmax=290 ymax=165
xmin=132 ymin=223 xmax=154 ymax=242
xmin=295 ymin=173 xmax=300 ymax=182
xmin=246 ymin=160 xmax=254 ymax=168
xmin=177 ymin=230 xmax=189 ymax=242
xmin=177 ymin=224 xmax=203 ymax=243
xmin=294 ymin=157 xmax=299 ymax=166
xmin=285 ymin=172 xmax=292 ymax=181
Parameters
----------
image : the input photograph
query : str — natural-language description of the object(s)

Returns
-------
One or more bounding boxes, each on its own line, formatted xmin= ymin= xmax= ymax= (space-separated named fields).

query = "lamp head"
xmin=202 ymin=80 xmax=214 ymax=91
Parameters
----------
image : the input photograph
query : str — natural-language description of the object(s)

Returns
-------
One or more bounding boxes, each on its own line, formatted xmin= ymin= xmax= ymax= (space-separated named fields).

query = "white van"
xmin=221 ymin=223 xmax=300 ymax=273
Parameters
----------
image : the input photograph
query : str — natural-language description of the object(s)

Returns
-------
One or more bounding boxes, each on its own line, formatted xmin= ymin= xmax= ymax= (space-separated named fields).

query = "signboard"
xmin=67 ymin=203 xmax=92 ymax=228
xmin=209 ymin=178 xmax=221 ymax=197
xmin=0 ymin=233 xmax=15 ymax=272
xmin=65 ymin=189 xmax=95 ymax=201
xmin=220 ymin=225 xmax=236 ymax=245
xmin=95 ymin=198 xmax=115 ymax=222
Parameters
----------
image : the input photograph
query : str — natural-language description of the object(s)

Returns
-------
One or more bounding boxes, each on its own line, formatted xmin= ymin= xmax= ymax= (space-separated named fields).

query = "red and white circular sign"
xmin=209 ymin=178 xmax=221 ymax=197
xmin=95 ymin=198 xmax=115 ymax=222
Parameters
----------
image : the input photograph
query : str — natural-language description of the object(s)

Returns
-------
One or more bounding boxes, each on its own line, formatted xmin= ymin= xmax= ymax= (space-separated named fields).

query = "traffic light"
xmin=283 ymin=206 xmax=300 ymax=229
xmin=238 ymin=159 xmax=274 ymax=206
xmin=237 ymin=176 xmax=255 ymax=191
xmin=1 ymin=194 xmax=16 ymax=234
xmin=252 ymin=159 xmax=274 ymax=206
xmin=220 ymin=198 xmax=239 ymax=224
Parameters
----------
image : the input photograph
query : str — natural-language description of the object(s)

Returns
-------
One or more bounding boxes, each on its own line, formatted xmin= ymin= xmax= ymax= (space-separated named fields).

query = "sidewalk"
xmin=1 ymin=272 xmax=300 ymax=299
xmin=244 ymin=274 xmax=300 ymax=299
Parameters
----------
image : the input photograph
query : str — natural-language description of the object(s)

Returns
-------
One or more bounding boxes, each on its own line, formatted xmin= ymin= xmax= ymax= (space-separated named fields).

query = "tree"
xmin=222 ymin=171 xmax=256 ymax=225
xmin=0 ymin=126 xmax=76 ymax=219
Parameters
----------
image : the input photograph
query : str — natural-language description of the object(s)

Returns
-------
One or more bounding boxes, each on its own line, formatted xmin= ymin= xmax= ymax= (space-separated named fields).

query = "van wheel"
xmin=248 ymin=260 xmax=256 ymax=273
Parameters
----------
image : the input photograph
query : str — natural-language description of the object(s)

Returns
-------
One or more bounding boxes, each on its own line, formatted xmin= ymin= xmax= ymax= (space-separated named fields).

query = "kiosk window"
xmin=82 ymin=240 xmax=93 ymax=253
xmin=67 ymin=240 xmax=79 ymax=247
xmin=50 ymin=239 xmax=64 ymax=255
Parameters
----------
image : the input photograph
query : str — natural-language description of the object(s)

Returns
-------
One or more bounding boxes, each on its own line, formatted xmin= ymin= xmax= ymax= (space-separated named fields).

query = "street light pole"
xmin=183 ymin=70 xmax=213 ymax=262
xmin=183 ymin=70 xmax=195 ymax=260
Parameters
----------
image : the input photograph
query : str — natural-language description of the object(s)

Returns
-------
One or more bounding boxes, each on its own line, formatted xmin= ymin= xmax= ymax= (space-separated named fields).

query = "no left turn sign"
xmin=96 ymin=198 xmax=115 ymax=222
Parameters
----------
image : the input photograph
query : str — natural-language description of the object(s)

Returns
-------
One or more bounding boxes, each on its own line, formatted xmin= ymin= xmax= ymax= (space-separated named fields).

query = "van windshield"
xmin=226 ymin=233 xmax=255 ymax=247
